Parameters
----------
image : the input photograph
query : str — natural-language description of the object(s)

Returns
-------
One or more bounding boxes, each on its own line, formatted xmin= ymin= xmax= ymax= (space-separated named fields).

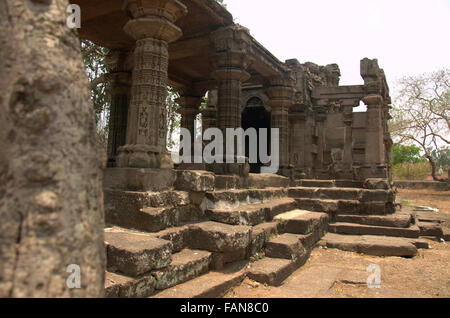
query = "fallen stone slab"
xmin=418 ymin=221 xmax=444 ymax=237
xmin=105 ymin=230 xmax=172 ymax=277
xmin=152 ymin=249 xmax=212 ymax=290
xmin=328 ymin=222 xmax=420 ymax=238
xmin=152 ymin=260 xmax=248 ymax=298
xmin=335 ymin=213 xmax=412 ymax=228
xmin=319 ymin=233 xmax=418 ymax=257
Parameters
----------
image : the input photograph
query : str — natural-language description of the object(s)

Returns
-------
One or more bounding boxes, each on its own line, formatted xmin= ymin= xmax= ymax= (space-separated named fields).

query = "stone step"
xmin=289 ymin=187 xmax=394 ymax=203
xmin=246 ymin=255 xmax=307 ymax=286
xmin=152 ymin=249 xmax=212 ymax=291
xmin=104 ymin=229 xmax=172 ymax=277
xmin=295 ymin=198 xmax=395 ymax=215
xmin=151 ymin=260 xmax=248 ymax=298
xmin=289 ymin=187 xmax=360 ymax=200
xmin=329 ymin=222 xmax=420 ymax=238
xmin=265 ymin=233 xmax=306 ymax=261
xmin=248 ymin=174 xmax=291 ymax=189
xmin=274 ymin=210 xmax=329 ymax=235
xmin=417 ymin=221 xmax=444 ymax=238
xmin=319 ymin=233 xmax=418 ymax=257
xmin=205 ymin=198 xmax=297 ymax=226
xmin=105 ymin=249 xmax=212 ymax=297
xmin=335 ymin=213 xmax=413 ymax=228
xmin=294 ymin=198 xmax=358 ymax=214
xmin=248 ymin=222 xmax=280 ymax=257
xmin=105 ymin=271 xmax=156 ymax=298
xmin=104 ymin=189 xmax=195 ymax=231
xmin=202 ymin=187 xmax=288 ymax=211
xmin=292 ymin=179 xmax=364 ymax=188
xmin=186 ymin=221 xmax=252 ymax=268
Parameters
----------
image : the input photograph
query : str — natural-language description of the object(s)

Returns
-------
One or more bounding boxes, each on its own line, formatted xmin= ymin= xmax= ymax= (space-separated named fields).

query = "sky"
xmin=224 ymin=0 xmax=450 ymax=98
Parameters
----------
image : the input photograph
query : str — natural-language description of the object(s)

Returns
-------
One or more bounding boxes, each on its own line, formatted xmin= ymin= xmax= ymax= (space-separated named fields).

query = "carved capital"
xmin=122 ymin=0 xmax=187 ymax=22
xmin=211 ymin=24 xmax=252 ymax=52
xmin=362 ymin=94 xmax=383 ymax=107
xmin=123 ymin=17 xmax=183 ymax=42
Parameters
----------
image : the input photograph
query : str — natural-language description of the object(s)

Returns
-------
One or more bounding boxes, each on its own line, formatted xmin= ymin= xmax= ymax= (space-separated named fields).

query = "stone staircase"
xmin=102 ymin=171 xmax=438 ymax=297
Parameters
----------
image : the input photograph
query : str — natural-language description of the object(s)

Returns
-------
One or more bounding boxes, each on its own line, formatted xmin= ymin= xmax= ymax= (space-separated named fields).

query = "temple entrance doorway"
xmin=241 ymin=97 xmax=271 ymax=173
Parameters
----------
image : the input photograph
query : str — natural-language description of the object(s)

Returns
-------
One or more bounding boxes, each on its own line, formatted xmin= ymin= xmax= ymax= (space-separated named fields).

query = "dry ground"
xmin=223 ymin=188 xmax=450 ymax=298
xmin=396 ymin=188 xmax=450 ymax=214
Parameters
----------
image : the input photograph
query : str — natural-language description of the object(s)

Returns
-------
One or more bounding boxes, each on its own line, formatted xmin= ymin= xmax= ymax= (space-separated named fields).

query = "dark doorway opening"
xmin=241 ymin=98 xmax=271 ymax=173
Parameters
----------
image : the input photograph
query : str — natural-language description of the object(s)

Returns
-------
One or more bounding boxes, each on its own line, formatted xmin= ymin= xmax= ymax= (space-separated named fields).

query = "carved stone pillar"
xmin=342 ymin=105 xmax=354 ymax=171
xmin=105 ymin=50 xmax=132 ymax=167
xmin=117 ymin=0 xmax=187 ymax=168
xmin=211 ymin=26 xmax=252 ymax=175
xmin=315 ymin=112 xmax=326 ymax=172
xmin=363 ymin=94 xmax=384 ymax=166
xmin=289 ymin=112 xmax=306 ymax=178
xmin=266 ymin=79 xmax=294 ymax=176
xmin=178 ymin=95 xmax=202 ymax=140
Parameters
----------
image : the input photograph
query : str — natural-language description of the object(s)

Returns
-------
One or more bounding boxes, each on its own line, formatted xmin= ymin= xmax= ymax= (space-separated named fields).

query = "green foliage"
xmin=80 ymin=40 xmax=109 ymax=125
xmin=166 ymin=87 xmax=180 ymax=150
xmin=216 ymin=0 xmax=227 ymax=9
xmin=391 ymin=144 xmax=425 ymax=165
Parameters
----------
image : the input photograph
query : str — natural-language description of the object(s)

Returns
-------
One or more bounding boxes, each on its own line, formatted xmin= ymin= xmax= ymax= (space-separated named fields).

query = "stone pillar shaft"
xmin=343 ymin=107 xmax=353 ymax=170
xmin=107 ymin=72 xmax=131 ymax=167
xmin=267 ymin=83 xmax=294 ymax=175
xmin=118 ymin=0 xmax=187 ymax=168
xmin=178 ymin=96 xmax=202 ymax=140
xmin=363 ymin=94 xmax=384 ymax=165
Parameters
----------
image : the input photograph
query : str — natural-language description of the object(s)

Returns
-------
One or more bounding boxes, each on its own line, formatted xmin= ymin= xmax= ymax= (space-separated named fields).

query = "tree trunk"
xmin=0 ymin=0 xmax=105 ymax=297
xmin=425 ymin=154 xmax=438 ymax=181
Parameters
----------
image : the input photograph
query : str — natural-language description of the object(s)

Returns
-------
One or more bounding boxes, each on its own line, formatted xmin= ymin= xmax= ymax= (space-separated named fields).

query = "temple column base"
xmin=116 ymin=144 xmax=174 ymax=169
xmin=103 ymin=167 xmax=176 ymax=192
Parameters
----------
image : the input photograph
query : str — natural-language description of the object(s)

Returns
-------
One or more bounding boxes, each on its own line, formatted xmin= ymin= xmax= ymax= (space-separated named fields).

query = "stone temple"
xmin=5 ymin=0 xmax=441 ymax=298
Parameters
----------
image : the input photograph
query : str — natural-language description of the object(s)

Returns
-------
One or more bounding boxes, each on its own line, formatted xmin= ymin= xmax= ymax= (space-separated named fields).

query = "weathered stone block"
xmin=363 ymin=178 xmax=390 ymax=190
xmin=152 ymin=249 xmax=212 ymax=290
xmin=105 ymin=231 xmax=172 ymax=276
xmin=186 ymin=221 xmax=252 ymax=253
xmin=105 ymin=271 xmax=156 ymax=298
xmin=174 ymin=170 xmax=215 ymax=192
xmin=265 ymin=233 xmax=305 ymax=260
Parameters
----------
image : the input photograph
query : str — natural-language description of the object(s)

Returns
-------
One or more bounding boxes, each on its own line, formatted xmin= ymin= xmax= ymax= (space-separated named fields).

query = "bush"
xmin=392 ymin=162 xmax=431 ymax=180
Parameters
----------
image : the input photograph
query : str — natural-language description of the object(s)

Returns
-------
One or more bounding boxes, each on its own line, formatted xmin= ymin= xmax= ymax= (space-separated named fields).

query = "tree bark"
xmin=0 ymin=0 xmax=105 ymax=297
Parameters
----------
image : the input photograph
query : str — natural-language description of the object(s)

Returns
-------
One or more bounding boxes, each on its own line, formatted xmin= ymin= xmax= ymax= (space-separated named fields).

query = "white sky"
xmin=225 ymin=0 xmax=450 ymax=97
